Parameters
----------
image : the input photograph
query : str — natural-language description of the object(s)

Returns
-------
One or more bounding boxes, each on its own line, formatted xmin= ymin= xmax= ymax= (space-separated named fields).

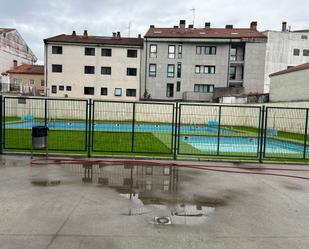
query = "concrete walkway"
xmin=0 ymin=155 xmax=309 ymax=249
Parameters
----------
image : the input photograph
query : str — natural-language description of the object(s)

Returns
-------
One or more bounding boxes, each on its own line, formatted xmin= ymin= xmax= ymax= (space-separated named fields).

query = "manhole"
xmin=154 ymin=216 xmax=171 ymax=225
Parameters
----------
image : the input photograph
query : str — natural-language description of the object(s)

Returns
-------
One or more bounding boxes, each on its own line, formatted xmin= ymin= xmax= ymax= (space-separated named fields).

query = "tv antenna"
xmin=126 ymin=21 xmax=132 ymax=37
xmin=190 ymin=8 xmax=196 ymax=26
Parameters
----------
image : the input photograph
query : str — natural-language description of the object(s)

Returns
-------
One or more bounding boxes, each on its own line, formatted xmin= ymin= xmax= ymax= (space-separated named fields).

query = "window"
xmin=101 ymin=87 xmax=108 ymax=96
xmin=101 ymin=48 xmax=112 ymax=56
xmin=177 ymin=63 xmax=181 ymax=78
xmin=18 ymin=98 xmax=26 ymax=104
xmin=195 ymin=65 xmax=201 ymax=74
xmin=303 ymin=49 xmax=309 ymax=56
xmin=101 ymin=67 xmax=111 ymax=75
xmin=176 ymin=81 xmax=181 ymax=92
xmin=301 ymin=35 xmax=308 ymax=40
xmin=204 ymin=66 xmax=216 ymax=74
xmin=229 ymin=66 xmax=236 ymax=80
xmin=145 ymin=166 xmax=153 ymax=175
xmin=84 ymin=66 xmax=95 ymax=74
xmin=166 ymin=83 xmax=174 ymax=97
xmin=163 ymin=167 xmax=170 ymax=176
xmin=196 ymin=46 xmax=216 ymax=55
xmin=40 ymin=80 xmax=45 ymax=87
xmin=59 ymin=85 xmax=64 ymax=91
xmin=126 ymin=89 xmax=136 ymax=97
xmin=127 ymin=68 xmax=137 ymax=76
xmin=230 ymin=47 xmax=237 ymax=61
xmin=114 ymin=88 xmax=122 ymax=96
xmin=194 ymin=84 xmax=214 ymax=93
xmin=29 ymin=79 xmax=34 ymax=85
xmin=293 ymin=49 xmax=300 ymax=56
xmin=196 ymin=46 xmax=202 ymax=55
xmin=178 ymin=45 xmax=182 ymax=58
xmin=51 ymin=85 xmax=57 ymax=94
xmin=52 ymin=64 xmax=62 ymax=73
xmin=66 ymin=86 xmax=72 ymax=91
xmin=149 ymin=44 xmax=157 ymax=58
xmin=205 ymin=46 xmax=216 ymax=55
xmin=85 ymin=47 xmax=95 ymax=56
xmin=168 ymin=45 xmax=176 ymax=59
xmin=84 ymin=87 xmax=94 ymax=95
xmin=149 ymin=64 xmax=156 ymax=77
xmin=127 ymin=49 xmax=137 ymax=58
xmin=167 ymin=64 xmax=175 ymax=78
xmin=52 ymin=46 xmax=62 ymax=54
xmin=14 ymin=79 xmax=22 ymax=84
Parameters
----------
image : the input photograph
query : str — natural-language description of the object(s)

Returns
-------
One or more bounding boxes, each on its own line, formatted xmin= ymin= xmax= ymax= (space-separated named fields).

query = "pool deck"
xmin=0 ymin=155 xmax=309 ymax=249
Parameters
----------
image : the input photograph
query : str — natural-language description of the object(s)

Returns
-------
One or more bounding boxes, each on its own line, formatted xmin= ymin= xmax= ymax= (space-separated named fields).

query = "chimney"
xmin=225 ymin=24 xmax=233 ymax=29
xmin=72 ymin=30 xmax=76 ymax=36
xmin=250 ymin=21 xmax=257 ymax=30
xmin=179 ymin=20 xmax=186 ymax=33
xmin=282 ymin=21 xmax=287 ymax=32
xmin=117 ymin=31 xmax=121 ymax=39
xmin=173 ymin=25 xmax=178 ymax=28
xmin=112 ymin=32 xmax=116 ymax=39
xmin=205 ymin=22 xmax=211 ymax=28
xmin=138 ymin=34 xmax=141 ymax=38
xmin=150 ymin=25 xmax=155 ymax=28
xmin=188 ymin=24 xmax=194 ymax=28
xmin=13 ymin=60 xmax=17 ymax=68
xmin=83 ymin=30 xmax=88 ymax=38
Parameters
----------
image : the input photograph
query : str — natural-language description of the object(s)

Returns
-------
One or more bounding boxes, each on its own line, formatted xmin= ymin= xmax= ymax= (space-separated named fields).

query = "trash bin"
xmin=32 ymin=126 xmax=48 ymax=149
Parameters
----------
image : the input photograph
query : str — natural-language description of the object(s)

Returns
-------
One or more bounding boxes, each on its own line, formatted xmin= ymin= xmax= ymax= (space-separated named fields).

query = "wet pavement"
xmin=0 ymin=155 xmax=309 ymax=248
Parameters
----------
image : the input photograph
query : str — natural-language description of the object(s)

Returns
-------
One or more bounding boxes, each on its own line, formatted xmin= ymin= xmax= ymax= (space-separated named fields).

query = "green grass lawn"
xmin=4 ymin=129 xmax=172 ymax=155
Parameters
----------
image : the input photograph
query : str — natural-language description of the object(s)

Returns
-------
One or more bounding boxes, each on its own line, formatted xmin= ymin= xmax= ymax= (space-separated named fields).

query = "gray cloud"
xmin=1 ymin=0 xmax=309 ymax=63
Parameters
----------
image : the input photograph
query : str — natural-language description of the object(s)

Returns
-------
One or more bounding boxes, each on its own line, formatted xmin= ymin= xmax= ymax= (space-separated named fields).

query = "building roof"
xmin=0 ymin=28 xmax=15 ymax=34
xmin=44 ymin=32 xmax=144 ymax=47
xmin=269 ymin=62 xmax=309 ymax=77
xmin=7 ymin=64 xmax=44 ymax=75
xmin=292 ymin=29 xmax=309 ymax=33
xmin=145 ymin=23 xmax=266 ymax=39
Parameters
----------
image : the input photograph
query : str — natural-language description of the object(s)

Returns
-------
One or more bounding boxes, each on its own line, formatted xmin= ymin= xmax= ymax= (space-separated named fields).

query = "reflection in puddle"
xmin=58 ymin=163 xmax=219 ymax=226
xmin=31 ymin=179 xmax=61 ymax=186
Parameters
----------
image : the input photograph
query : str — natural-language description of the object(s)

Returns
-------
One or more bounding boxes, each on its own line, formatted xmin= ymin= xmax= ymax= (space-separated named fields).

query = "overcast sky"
xmin=1 ymin=0 xmax=309 ymax=63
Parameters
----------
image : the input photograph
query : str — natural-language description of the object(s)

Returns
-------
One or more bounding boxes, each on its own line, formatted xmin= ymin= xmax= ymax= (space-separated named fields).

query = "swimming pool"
xmin=5 ymin=121 xmax=234 ymax=134
xmin=183 ymin=136 xmax=305 ymax=154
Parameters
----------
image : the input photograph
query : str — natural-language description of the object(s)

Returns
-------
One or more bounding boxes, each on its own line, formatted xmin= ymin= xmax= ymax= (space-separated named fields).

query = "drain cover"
xmin=154 ymin=216 xmax=171 ymax=225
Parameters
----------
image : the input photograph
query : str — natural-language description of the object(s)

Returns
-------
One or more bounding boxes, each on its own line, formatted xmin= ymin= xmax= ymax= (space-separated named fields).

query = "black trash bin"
xmin=32 ymin=126 xmax=48 ymax=149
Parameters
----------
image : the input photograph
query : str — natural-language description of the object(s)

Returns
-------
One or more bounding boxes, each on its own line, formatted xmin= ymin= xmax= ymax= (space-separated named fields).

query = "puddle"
xmin=36 ymin=163 xmax=229 ymax=226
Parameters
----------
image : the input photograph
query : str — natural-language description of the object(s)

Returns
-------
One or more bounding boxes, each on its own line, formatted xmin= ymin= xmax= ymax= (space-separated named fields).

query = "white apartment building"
xmin=44 ymin=31 xmax=143 ymax=100
xmin=264 ymin=22 xmax=309 ymax=93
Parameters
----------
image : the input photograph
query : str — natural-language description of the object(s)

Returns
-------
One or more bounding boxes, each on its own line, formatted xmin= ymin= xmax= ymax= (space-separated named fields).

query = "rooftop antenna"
xmin=126 ymin=21 xmax=132 ymax=37
xmin=190 ymin=8 xmax=196 ymax=26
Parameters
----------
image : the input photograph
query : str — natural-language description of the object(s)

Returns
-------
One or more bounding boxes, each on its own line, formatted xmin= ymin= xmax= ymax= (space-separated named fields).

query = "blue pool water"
xmin=5 ymin=121 xmax=234 ymax=134
xmin=183 ymin=136 xmax=305 ymax=154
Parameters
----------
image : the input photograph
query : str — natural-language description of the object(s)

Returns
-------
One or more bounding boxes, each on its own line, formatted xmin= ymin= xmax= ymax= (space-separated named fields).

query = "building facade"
xmin=0 ymin=28 xmax=37 ymax=74
xmin=264 ymin=22 xmax=309 ymax=93
xmin=6 ymin=64 xmax=44 ymax=96
xmin=269 ymin=62 xmax=309 ymax=102
xmin=142 ymin=20 xmax=267 ymax=101
xmin=44 ymin=31 xmax=143 ymax=100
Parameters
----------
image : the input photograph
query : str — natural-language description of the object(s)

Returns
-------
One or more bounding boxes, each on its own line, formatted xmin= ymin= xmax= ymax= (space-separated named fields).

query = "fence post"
xmin=262 ymin=106 xmax=268 ymax=159
xmin=259 ymin=105 xmax=265 ymax=163
xmin=44 ymin=98 xmax=48 ymax=126
xmin=131 ymin=102 xmax=136 ymax=153
xmin=0 ymin=95 xmax=2 ymax=154
xmin=87 ymin=99 xmax=92 ymax=158
xmin=173 ymin=102 xmax=178 ymax=160
xmin=217 ymin=106 xmax=222 ymax=156
xmin=303 ymin=109 xmax=308 ymax=159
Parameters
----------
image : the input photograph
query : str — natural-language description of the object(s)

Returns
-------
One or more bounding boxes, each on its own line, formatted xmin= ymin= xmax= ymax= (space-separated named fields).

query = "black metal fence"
xmin=1 ymin=95 xmax=309 ymax=162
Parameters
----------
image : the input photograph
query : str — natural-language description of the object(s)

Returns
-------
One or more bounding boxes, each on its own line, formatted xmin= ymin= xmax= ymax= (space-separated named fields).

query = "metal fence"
xmin=1 ymin=95 xmax=309 ymax=162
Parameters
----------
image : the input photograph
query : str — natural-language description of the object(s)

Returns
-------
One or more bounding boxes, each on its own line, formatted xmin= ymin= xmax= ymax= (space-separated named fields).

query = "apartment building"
xmin=44 ymin=31 xmax=143 ymax=100
xmin=263 ymin=22 xmax=309 ymax=93
xmin=142 ymin=20 xmax=267 ymax=101
xmin=0 ymin=28 xmax=37 ymax=74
